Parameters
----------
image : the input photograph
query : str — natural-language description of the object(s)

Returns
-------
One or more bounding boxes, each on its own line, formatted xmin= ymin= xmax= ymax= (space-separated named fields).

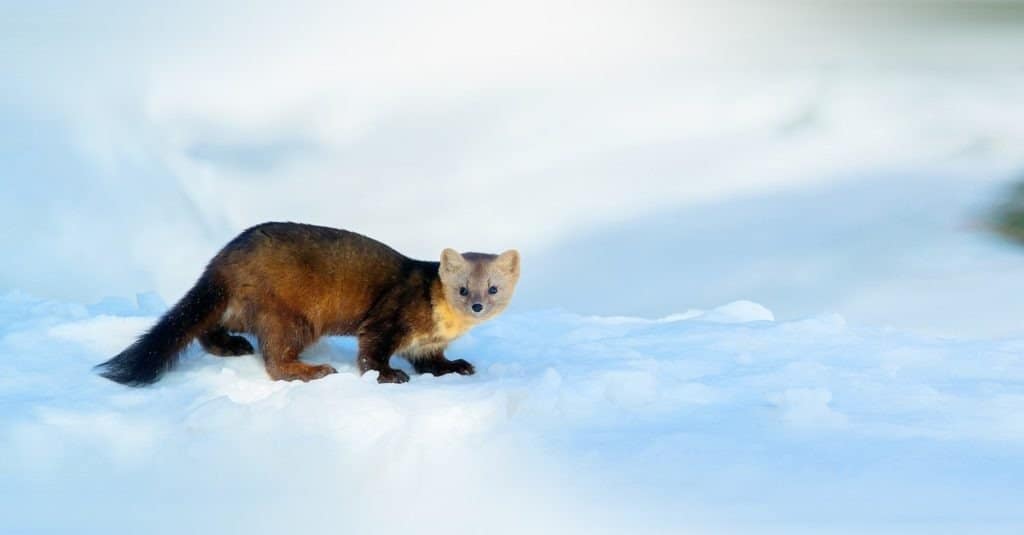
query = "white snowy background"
xmin=2 ymin=1 xmax=1024 ymax=533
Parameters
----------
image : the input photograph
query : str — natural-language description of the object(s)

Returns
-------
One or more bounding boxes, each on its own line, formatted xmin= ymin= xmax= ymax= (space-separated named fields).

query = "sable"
xmin=96 ymin=222 xmax=520 ymax=385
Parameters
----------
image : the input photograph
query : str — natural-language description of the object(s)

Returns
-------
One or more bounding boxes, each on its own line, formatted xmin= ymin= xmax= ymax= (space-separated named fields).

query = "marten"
xmin=95 ymin=222 xmax=520 ymax=385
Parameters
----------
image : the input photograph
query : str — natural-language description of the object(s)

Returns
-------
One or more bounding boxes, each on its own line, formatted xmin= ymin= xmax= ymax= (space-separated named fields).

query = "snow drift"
xmin=2 ymin=292 xmax=1022 ymax=534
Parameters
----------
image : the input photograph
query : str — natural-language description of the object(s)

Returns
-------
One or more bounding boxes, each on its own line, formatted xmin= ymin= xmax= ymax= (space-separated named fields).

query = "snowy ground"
xmin=3 ymin=2 xmax=1024 ymax=533
xmin=2 ymin=291 xmax=1023 ymax=534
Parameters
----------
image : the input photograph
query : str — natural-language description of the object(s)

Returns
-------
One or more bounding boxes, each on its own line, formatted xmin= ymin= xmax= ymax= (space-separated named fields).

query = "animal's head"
xmin=439 ymin=248 xmax=520 ymax=321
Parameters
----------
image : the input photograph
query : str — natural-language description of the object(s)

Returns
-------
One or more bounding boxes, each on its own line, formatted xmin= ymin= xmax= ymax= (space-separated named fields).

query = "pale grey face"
xmin=439 ymin=248 xmax=520 ymax=320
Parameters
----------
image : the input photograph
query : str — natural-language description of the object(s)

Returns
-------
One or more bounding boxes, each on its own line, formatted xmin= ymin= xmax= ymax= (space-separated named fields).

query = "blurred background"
xmin=2 ymin=0 xmax=1023 ymax=337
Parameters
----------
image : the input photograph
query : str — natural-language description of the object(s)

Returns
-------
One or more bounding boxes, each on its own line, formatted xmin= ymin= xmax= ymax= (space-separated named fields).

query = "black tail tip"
xmin=94 ymin=353 xmax=163 ymax=387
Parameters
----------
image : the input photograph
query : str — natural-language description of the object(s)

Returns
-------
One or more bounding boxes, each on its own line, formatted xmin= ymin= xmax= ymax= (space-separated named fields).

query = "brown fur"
xmin=96 ymin=222 xmax=520 ymax=385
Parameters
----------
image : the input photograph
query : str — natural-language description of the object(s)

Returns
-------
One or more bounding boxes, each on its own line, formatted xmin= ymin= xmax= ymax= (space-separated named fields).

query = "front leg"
xmin=357 ymin=331 xmax=409 ymax=384
xmin=410 ymin=350 xmax=475 ymax=377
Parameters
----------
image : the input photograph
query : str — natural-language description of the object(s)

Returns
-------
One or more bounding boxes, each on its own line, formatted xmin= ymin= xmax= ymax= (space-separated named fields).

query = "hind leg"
xmin=199 ymin=326 xmax=255 ymax=356
xmin=257 ymin=315 xmax=336 ymax=382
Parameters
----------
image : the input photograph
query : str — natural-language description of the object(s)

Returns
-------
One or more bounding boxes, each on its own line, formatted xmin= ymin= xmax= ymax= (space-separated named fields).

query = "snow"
xmin=4 ymin=2 xmax=1024 ymax=316
xmin=2 ymin=291 xmax=1023 ymax=534
xmin=3 ymin=2 xmax=1024 ymax=533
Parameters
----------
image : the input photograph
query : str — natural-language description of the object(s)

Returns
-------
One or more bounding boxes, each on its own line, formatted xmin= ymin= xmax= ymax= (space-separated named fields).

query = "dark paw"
xmin=222 ymin=336 xmax=255 ymax=356
xmin=202 ymin=333 xmax=255 ymax=357
xmin=449 ymin=359 xmax=475 ymax=376
xmin=377 ymin=368 xmax=410 ymax=384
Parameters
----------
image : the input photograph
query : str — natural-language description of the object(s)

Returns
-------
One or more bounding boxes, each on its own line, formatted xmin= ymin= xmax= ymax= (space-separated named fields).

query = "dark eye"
xmin=459 ymin=287 xmax=468 ymax=296
xmin=489 ymin=286 xmax=498 ymax=294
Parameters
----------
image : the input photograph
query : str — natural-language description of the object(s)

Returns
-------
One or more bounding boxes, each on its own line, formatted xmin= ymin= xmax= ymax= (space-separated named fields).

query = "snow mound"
xmin=698 ymin=300 xmax=775 ymax=323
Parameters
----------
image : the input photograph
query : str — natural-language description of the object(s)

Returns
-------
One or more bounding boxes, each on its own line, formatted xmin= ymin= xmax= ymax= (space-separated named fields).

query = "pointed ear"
xmin=440 ymin=248 xmax=465 ymax=276
xmin=495 ymin=249 xmax=520 ymax=277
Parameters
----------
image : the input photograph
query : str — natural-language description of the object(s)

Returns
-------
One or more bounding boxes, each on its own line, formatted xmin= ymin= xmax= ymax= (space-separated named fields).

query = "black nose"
xmin=472 ymin=303 xmax=483 ymax=313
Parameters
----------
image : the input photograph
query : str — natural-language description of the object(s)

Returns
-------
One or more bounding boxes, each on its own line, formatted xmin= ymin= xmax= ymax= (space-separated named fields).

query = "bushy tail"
xmin=95 ymin=274 xmax=227 ymax=386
